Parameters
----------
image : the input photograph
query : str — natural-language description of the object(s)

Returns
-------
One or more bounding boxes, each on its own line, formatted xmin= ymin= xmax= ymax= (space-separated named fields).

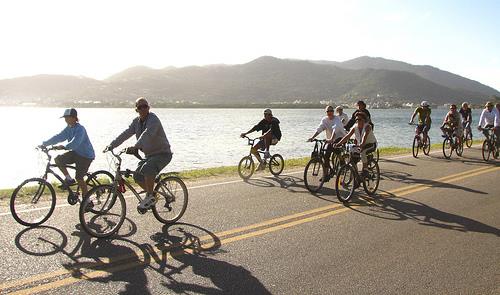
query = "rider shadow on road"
xmin=379 ymin=158 xmax=416 ymax=167
xmin=148 ymin=223 xmax=272 ymax=295
xmin=349 ymin=193 xmax=499 ymax=237
xmin=14 ymin=218 xmax=151 ymax=295
xmin=378 ymin=170 xmax=487 ymax=195
xmin=245 ymin=174 xmax=305 ymax=192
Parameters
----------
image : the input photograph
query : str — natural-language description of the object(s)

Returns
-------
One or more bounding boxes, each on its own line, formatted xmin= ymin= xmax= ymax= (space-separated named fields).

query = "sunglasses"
xmin=136 ymin=104 xmax=149 ymax=110
xmin=326 ymin=110 xmax=334 ymax=113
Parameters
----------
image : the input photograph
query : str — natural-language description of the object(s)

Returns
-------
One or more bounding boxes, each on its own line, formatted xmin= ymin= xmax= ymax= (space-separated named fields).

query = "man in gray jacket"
xmin=107 ymin=97 xmax=172 ymax=210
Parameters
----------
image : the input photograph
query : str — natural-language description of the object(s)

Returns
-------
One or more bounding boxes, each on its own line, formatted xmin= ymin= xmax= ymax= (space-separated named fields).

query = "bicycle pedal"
xmin=67 ymin=193 xmax=79 ymax=205
xmin=137 ymin=206 xmax=148 ymax=215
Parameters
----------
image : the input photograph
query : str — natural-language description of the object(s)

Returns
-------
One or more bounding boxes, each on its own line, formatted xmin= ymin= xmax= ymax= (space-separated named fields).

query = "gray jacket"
xmin=110 ymin=112 xmax=171 ymax=157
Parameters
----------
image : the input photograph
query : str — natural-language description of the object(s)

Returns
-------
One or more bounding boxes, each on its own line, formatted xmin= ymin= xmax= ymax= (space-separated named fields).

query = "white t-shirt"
xmin=338 ymin=113 xmax=349 ymax=126
xmin=316 ymin=116 xmax=346 ymax=140
xmin=354 ymin=124 xmax=377 ymax=145
xmin=478 ymin=109 xmax=497 ymax=127
xmin=494 ymin=108 xmax=500 ymax=127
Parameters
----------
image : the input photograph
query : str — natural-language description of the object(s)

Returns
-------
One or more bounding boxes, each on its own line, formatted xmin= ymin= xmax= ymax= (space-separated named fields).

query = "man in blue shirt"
xmin=41 ymin=108 xmax=95 ymax=196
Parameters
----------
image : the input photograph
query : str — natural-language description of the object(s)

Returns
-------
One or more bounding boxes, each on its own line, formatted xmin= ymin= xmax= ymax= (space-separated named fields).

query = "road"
xmin=0 ymin=145 xmax=499 ymax=295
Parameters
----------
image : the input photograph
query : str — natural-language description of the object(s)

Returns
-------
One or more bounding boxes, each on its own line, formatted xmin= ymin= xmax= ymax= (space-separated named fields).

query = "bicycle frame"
xmin=108 ymin=149 xmax=145 ymax=203
xmin=39 ymin=147 xmax=79 ymax=194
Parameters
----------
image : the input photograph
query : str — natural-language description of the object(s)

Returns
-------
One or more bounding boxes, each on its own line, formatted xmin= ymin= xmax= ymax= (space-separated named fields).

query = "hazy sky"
xmin=1 ymin=0 xmax=499 ymax=90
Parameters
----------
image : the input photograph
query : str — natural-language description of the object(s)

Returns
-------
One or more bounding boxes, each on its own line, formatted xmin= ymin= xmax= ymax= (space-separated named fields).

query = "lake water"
xmin=0 ymin=107 xmax=484 ymax=188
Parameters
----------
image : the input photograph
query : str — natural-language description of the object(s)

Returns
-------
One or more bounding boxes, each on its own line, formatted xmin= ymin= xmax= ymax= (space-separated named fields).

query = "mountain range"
xmin=1 ymin=56 xmax=498 ymax=107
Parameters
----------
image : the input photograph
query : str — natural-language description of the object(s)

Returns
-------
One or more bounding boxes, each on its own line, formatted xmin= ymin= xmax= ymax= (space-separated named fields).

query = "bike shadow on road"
xmin=378 ymin=158 xmax=416 ymax=166
xmin=146 ymin=222 xmax=272 ymax=295
xmin=13 ymin=217 xmax=154 ymax=294
xmin=378 ymin=169 xmax=488 ymax=195
xmin=245 ymin=173 xmax=341 ymax=203
xmin=345 ymin=192 xmax=500 ymax=237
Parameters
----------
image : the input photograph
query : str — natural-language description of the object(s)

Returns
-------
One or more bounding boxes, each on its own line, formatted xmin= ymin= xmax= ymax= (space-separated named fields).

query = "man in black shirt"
xmin=459 ymin=102 xmax=472 ymax=137
xmin=240 ymin=109 xmax=282 ymax=170
xmin=344 ymin=100 xmax=374 ymax=131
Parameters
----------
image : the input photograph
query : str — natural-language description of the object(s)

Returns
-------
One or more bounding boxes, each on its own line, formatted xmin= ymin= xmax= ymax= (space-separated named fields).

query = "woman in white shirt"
xmin=307 ymin=105 xmax=346 ymax=179
xmin=335 ymin=112 xmax=377 ymax=175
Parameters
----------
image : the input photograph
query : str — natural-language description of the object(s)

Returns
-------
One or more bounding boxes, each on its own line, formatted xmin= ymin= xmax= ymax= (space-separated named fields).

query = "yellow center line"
xmin=4 ymin=165 xmax=500 ymax=294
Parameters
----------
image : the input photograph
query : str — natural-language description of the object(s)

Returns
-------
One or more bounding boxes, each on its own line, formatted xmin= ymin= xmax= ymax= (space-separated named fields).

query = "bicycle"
xmin=480 ymin=127 xmax=499 ymax=162
xmin=79 ymin=148 xmax=188 ymax=238
xmin=10 ymin=146 xmax=114 ymax=227
xmin=441 ymin=126 xmax=463 ymax=159
xmin=335 ymin=145 xmax=380 ymax=203
xmin=409 ymin=123 xmax=431 ymax=158
xmin=463 ymin=121 xmax=473 ymax=148
xmin=237 ymin=136 xmax=284 ymax=180
xmin=303 ymin=139 xmax=348 ymax=193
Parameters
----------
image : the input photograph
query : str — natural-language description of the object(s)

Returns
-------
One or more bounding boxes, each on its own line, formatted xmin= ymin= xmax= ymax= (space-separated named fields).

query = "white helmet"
xmin=421 ymin=101 xmax=430 ymax=107
xmin=263 ymin=108 xmax=272 ymax=115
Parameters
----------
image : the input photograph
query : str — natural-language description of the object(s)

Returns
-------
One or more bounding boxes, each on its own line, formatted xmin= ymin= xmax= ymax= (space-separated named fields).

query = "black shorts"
xmin=54 ymin=151 xmax=93 ymax=179
xmin=416 ymin=124 xmax=430 ymax=134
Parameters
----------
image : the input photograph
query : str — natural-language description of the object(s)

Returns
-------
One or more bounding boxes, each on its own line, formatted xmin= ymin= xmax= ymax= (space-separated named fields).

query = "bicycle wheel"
xmin=303 ymin=158 xmax=326 ymax=193
xmin=465 ymin=132 xmax=473 ymax=148
xmin=269 ymin=154 xmax=284 ymax=176
xmin=423 ymin=135 xmax=431 ymax=155
xmin=442 ymin=138 xmax=453 ymax=159
xmin=492 ymin=142 xmax=499 ymax=160
xmin=482 ymin=140 xmax=491 ymax=161
xmin=412 ymin=136 xmax=420 ymax=158
xmin=238 ymin=156 xmax=255 ymax=180
xmin=10 ymin=178 xmax=56 ymax=227
xmin=79 ymin=184 xmax=126 ymax=238
xmin=362 ymin=159 xmax=380 ymax=195
xmin=375 ymin=149 xmax=380 ymax=163
xmin=335 ymin=164 xmax=356 ymax=203
xmin=152 ymin=176 xmax=189 ymax=224
xmin=456 ymin=138 xmax=464 ymax=157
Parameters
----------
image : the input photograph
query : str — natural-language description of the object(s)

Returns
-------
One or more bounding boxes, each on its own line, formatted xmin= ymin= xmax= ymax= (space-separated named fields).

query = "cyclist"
xmin=344 ymin=100 xmax=373 ymax=131
xmin=477 ymin=102 xmax=496 ymax=138
xmin=240 ymin=109 xmax=282 ymax=170
xmin=441 ymin=104 xmax=462 ymax=147
xmin=307 ymin=105 xmax=346 ymax=179
xmin=459 ymin=102 xmax=472 ymax=139
xmin=409 ymin=100 xmax=432 ymax=146
xmin=40 ymin=108 xmax=95 ymax=196
xmin=107 ymin=97 xmax=173 ymax=211
xmin=496 ymin=103 xmax=500 ymax=156
xmin=335 ymin=106 xmax=349 ymax=127
xmin=335 ymin=113 xmax=377 ymax=176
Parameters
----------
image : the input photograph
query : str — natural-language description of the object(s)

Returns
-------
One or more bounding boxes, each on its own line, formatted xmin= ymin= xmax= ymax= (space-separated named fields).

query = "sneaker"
xmin=361 ymin=170 xmax=369 ymax=178
xmin=257 ymin=161 xmax=266 ymax=171
xmin=58 ymin=178 xmax=76 ymax=189
xmin=264 ymin=151 xmax=271 ymax=159
xmin=138 ymin=194 xmax=157 ymax=211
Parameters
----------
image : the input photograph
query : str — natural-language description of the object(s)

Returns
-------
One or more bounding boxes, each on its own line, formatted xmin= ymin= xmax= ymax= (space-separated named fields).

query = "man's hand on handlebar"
xmin=307 ymin=138 xmax=313 ymax=142
xmin=125 ymin=146 xmax=138 ymax=154
xmin=240 ymin=133 xmax=247 ymax=138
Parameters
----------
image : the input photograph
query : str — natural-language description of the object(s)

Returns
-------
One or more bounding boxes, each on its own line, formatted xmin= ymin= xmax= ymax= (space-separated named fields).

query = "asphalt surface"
xmin=0 ymin=145 xmax=499 ymax=295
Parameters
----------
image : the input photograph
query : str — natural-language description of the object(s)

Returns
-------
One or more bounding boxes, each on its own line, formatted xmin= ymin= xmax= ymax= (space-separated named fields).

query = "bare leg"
xmin=251 ymin=142 xmax=264 ymax=163
xmin=76 ymin=178 xmax=88 ymax=196
xmin=144 ymin=176 xmax=155 ymax=194
xmin=263 ymin=133 xmax=272 ymax=151
xmin=54 ymin=158 xmax=70 ymax=178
